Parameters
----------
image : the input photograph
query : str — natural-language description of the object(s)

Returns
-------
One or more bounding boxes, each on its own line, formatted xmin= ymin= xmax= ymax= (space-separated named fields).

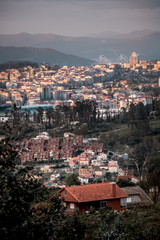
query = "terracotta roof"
xmin=108 ymin=164 xmax=118 ymax=167
xmin=79 ymin=173 xmax=92 ymax=179
xmin=117 ymin=175 xmax=140 ymax=181
xmin=60 ymin=182 xmax=128 ymax=203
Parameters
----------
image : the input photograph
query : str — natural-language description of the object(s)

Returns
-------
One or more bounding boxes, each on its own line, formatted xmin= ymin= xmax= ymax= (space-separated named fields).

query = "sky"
xmin=0 ymin=0 xmax=160 ymax=36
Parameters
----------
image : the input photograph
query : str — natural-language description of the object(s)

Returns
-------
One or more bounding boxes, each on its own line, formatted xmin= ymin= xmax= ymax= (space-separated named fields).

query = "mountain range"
xmin=0 ymin=30 xmax=160 ymax=64
xmin=84 ymin=29 xmax=155 ymax=40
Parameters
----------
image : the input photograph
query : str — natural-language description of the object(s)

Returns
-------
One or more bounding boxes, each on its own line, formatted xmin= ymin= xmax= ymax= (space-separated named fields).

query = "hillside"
xmin=0 ymin=46 xmax=93 ymax=66
xmin=0 ymin=31 xmax=160 ymax=61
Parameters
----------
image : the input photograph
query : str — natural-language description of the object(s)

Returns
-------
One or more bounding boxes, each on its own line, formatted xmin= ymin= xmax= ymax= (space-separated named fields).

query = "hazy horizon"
xmin=0 ymin=0 xmax=160 ymax=37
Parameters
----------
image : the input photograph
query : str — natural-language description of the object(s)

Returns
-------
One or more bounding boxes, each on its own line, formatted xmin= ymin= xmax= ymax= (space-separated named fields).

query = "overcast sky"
xmin=0 ymin=0 xmax=160 ymax=36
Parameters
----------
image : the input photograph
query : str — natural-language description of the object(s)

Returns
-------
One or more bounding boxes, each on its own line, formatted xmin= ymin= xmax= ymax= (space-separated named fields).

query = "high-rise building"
xmin=37 ymin=86 xmax=52 ymax=100
xmin=130 ymin=52 xmax=139 ymax=68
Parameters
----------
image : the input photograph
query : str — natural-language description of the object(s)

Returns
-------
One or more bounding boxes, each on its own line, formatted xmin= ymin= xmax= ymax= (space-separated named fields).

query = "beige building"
xmin=130 ymin=52 xmax=139 ymax=68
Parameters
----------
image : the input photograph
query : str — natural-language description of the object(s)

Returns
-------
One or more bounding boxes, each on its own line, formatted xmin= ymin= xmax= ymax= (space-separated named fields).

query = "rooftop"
xmin=60 ymin=182 xmax=128 ymax=203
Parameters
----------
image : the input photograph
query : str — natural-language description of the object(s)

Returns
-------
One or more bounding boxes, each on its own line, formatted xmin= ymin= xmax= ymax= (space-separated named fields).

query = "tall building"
xmin=130 ymin=52 xmax=139 ymax=68
xmin=29 ymin=68 xmax=34 ymax=78
xmin=37 ymin=86 xmax=52 ymax=100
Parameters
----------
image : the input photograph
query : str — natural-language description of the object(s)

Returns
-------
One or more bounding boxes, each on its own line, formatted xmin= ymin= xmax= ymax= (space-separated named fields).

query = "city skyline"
xmin=0 ymin=0 xmax=160 ymax=37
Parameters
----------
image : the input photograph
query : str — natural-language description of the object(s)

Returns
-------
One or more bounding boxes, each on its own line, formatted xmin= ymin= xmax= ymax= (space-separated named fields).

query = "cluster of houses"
xmin=20 ymin=132 xmax=103 ymax=162
xmin=16 ymin=131 xmax=153 ymax=214
xmin=20 ymin=132 xmax=134 ymax=186
xmin=18 ymin=131 xmax=153 ymax=213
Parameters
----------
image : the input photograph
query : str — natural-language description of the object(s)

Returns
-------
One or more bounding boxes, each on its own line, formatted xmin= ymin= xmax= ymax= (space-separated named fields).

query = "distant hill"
xmin=117 ymin=29 xmax=155 ymax=40
xmin=85 ymin=29 xmax=155 ymax=40
xmin=0 ymin=46 xmax=93 ymax=66
xmin=0 ymin=31 xmax=160 ymax=62
xmin=84 ymin=30 xmax=121 ymax=39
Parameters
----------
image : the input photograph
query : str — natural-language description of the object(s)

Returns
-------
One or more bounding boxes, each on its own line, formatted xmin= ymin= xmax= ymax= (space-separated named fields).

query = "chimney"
xmin=110 ymin=182 xmax=116 ymax=198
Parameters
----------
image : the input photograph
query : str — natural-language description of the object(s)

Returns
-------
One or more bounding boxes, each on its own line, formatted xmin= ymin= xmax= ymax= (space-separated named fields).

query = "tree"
xmin=62 ymin=105 xmax=70 ymax=126
xmin=11 ymin=103 xmax=21 ymax=124
xmin=146 ymin=154 xmax=160 ymax=203
xmin=37 ymin=107 xmax=43 ymax=124
xmin=130 ymin=137 xmax=159 ymax=180
xmin=54 ymin=105 xmax=63 ymax=127
xmin=65 ymin=174 xmax=81 ymax=186
xmin=130 ymin=143 xmax=149 ymax=180
xmin=97 ymin=208 xmax=160 ymax=240
xmin=46 ymin=107 xmax=54 ymax=127
xmin=60 ymin=212 xmax=86 ymax=240
xmin=98 ymin=214 xmax=130 ymax=240
xmin=128 ymin=103 xmax=136 ymax=121
xmin=135 ymin=102 xmax=147 ymax=120
xmin=0 ymin=137 xmax=65 ymax=240
xmin=117 ymin=179 xmax=135 ymax=187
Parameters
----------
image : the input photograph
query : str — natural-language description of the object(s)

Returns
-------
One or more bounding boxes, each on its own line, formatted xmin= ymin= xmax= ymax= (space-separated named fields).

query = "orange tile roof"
xmin=117 ymin=175 xmax=140 ymax=181
xmin=79 ymin=173 xmax=92 ymax=179
xmin=108 ymin=164 xmax=118 ymax=167
xmin=60 ymin=182 xmax=128 ymax=203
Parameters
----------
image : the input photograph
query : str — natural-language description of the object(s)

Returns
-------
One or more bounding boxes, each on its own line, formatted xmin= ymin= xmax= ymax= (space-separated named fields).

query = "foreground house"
xmin=57 ymin=182 xmax=128 ymax=214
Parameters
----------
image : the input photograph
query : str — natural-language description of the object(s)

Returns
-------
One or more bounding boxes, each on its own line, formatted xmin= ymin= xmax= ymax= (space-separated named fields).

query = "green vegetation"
xmin=0 ymin=61 xmax=39 ymax=71
xmin=65 ymin=173 xmax=81 ymax=186
xmin=0 ymin=133 xmax=160 ymax=239
xmin=0 ymin=138 xmax=65 ymax=240
xmin=80 ymin=206 xmax=160 ymax=240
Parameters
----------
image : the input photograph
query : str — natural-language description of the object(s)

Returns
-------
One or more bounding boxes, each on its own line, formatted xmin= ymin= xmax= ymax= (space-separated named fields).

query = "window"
xmin=70 ymin=203 xmax=75 ymax=209
xmin=127 ymin=197 xmax=131 ymax=203
xmin=63 ymin=202 xmax=66 ymax=207
xmin=120 ymin=198 xmax=127 ymax=208
xmin=64 ymin=190 xmax=67 ymax=196
xmin=100 ymin=201 xmax=107 ymax=208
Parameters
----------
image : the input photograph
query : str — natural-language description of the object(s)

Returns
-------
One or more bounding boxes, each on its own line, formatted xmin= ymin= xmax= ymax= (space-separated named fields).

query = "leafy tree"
xmin=60 ymin=212 xmax=86 ymax=240
xmin=105 ymin=172 xmax=117 ymax=182
xmin=54 ymin=105 xmax=63 ymax=127
xmin=37 ymin=107 xmax=44 ymax=124
xmin=65 ymin=173 xmax=81 ymax=186
xmin=135 ymin=102 xmax=147 ymax=121
xmin=0 ymin=138 xmax=65 ymax=240
xmin=62 ymin=105 xmax=70 ymax=126
xmin=98 ymin=214 xmax=130 ymax=240
xmin=97 ymin=208 xmax=160 ymax=240
xmin=11 ymin=103 xmax=21 ymax=124
xmin=128 ymin=103 xmax=136 ymax=121
xmin=117 ymin=179 xmax=135 ymax=187
xmin=46 ymin=107 xmax=54 ymax=127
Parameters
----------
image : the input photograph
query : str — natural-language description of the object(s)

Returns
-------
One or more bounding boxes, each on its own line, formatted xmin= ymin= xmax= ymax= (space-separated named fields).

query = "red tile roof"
xmin=60 ymin=182 xmax=128 ymax=203
xmin=117 ymin=175 xmax=141 ymax=181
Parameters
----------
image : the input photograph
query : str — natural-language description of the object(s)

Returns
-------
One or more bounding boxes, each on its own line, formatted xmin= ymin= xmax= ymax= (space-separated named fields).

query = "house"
xmin=94 ymin=169 xmax=104 ymax=177
xmin=91 ymin=159 xmax=102 ymax=166
xmin=69 ymin=157 xmax=79 ymax=168
xmin=117 ymin=175 xmax=140 ymax=184
xmin=78 ymin=174 xmax=93 ymax=184
xmin=78 ymin=168 xmax=95 ymax=184
xmin=108 ymin=160 xmax=119 ymax=173
xmin=97 ymin=152 xmax=107 ymax=161
xmin=79 ymin=153 xmax=90 ymax=166
xmin=57 ymin=182 xmax=128 ymax=214
xmin=78 ymin=168 xmax=94 ymax=176
xmin=121 ymin=186 xmax=153 ymax=208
